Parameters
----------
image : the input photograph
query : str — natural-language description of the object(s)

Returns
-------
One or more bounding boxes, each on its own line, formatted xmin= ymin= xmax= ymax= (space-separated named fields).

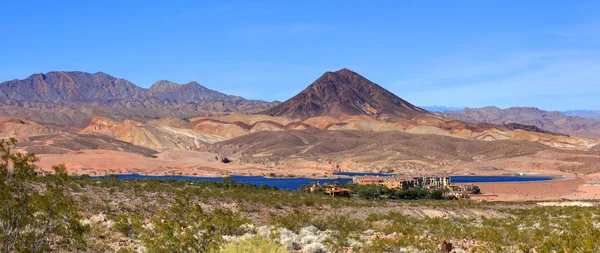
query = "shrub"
xmin=269 ymin=209 xmax=315 ymax=233
xmin=0 ymin=139 xmax=89 ymax=252
xmin=114 ymin=213 xmax=143 ymax=238
xmin=303 ymin=198 xmax=315 ymax=207
xmin=141 ymin=196 xmax=248 ymax=252
xmin=212 ymin=235 xmax=288 ymax=253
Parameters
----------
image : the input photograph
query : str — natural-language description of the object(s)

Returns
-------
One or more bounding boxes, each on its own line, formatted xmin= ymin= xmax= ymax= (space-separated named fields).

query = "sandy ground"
xmin=36 ymin=149 xmax=322 ymax=177
xmin=472 ymin=178 xmax=588 ymax=201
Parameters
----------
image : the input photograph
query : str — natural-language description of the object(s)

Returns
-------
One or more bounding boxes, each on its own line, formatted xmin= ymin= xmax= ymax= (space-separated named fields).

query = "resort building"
xmin=383 ymin=176 xmax=416 ymax=189
xmin=324 ymin=186 xmax=351 ymax=197
xmin=305 ymin=183 xmax=351 ymax=197
xmin=353 ymin=175 xmax=450 ymax=189
xmin=413 ymin=176 xmax=451 ymax=188
xmin=353 ymin=176 xmax=385 ymax=185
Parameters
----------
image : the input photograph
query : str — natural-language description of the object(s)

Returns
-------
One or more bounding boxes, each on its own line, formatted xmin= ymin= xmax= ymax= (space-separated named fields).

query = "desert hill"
xmin=203 ymin=129 xmax=600 ymax=175
xmin=79 ymin=117 xmax=229 ymax=150
xmin=17 ymin=133 xmax=158 ymax=158
xmin=0 ymin=117 xmax=62 ymax=139
xmin=0 ymin=116 xmax=157 ymax=157
xmin=75 ymin=111 xmax=590 ymax=151
xmin=261 ymin=68 xmax=430 ymax=121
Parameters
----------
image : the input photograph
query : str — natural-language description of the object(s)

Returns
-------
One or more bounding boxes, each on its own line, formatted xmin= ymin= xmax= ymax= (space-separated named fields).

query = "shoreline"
xmin=87 ymin=173 xmax=352 ymax=181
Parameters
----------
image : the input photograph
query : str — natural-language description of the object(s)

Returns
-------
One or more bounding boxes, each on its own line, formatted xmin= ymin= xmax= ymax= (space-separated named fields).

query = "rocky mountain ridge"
xmin=438 ymin=106 xmax=600 ymax=139
xmin=0 ymin=71 xmax=252 ymax=107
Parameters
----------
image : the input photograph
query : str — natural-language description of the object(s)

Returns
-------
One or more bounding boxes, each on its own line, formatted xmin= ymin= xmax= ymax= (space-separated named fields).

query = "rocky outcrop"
xmin=503 ymin=123 xmax=568 ymax=136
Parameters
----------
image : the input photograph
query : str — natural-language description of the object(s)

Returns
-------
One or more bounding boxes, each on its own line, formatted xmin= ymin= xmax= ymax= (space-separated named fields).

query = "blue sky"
xmin=1 ymin=1 xmax=599 ymax=110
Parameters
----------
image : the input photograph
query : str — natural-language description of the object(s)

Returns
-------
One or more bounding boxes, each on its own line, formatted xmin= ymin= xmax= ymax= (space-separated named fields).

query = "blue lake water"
xmin=105 ymin=174 xmax=352 ymax=190
xmin=100 ymin=174 xmax=552 ymax=190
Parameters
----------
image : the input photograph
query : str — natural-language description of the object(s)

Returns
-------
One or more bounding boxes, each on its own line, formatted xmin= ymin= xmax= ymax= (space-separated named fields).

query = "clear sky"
xmin=1 ymin=1 xmax=599 ymax=110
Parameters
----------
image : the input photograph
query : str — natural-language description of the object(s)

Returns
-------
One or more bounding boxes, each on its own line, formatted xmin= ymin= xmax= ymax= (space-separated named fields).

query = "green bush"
xmin=0 ymin=139 xmax=89 ymax=252
xmin=269 ymin=209 xmax=313 ymax=232
xmin=114 ymin=213 xmax=144 ymax=238
xmin=211 ymin=236 xmax=288 ymax=253
xmin=140 ymin=196 xmax=248 ymax=252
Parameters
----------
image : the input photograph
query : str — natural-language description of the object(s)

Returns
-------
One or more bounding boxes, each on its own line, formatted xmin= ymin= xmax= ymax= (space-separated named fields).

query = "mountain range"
xmin=0 ymin=71 xmax=248 ymax=107
xmin=0 ymin=68 xmax=599 ymax=178
xmin=0 ymin=71 xmax=277 ymax=128
xmin=564 ymin=110 xmax=600 ymax=120
xmin=438 ymin=106 xmax=600 ymax=140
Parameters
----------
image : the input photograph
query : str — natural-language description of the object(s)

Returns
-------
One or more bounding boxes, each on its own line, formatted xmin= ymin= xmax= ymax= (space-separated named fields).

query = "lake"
xmin=106 ymin=174 xmax=352 ymax=190
xmin=101 ymin=173 xmax=553 ymax=190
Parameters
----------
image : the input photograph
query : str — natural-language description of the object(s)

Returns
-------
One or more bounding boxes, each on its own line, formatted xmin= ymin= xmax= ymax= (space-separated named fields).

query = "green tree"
xmin=29 ymin=164 xmax=88 ymax=252
xmin=0 ymin=138 xmax=38 ymax=252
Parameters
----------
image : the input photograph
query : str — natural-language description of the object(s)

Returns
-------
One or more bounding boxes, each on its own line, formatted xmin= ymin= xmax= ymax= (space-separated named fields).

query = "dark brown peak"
xmin=321 ymin=68 xmax=360 ymax=77
xmin=335 ymin=68 xmax=356 ymax=74
xmin=261 ymin=69 xmax=429 ymax=121
xmin=313 ymin=68 xmax=372 ymax=87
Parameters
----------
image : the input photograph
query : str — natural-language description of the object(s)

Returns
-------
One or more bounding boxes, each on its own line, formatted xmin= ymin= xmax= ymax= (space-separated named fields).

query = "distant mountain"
xmin=564 ymin=110 xmax=600 ymax=120
xmin=0 ymin=71 xmax=146 ymax=104
xmin=420 ymin=105 xmax=464 ymax=112
xmin=261 ymin=68 xmax=429 ymax=121
xmin=148 ymin=80 xmax=243 ymax=103
xmin=0 ymin=71 xmax=277 ymax=128
xmin=0 ymin=71 xmax=252 ymax=107
xmin=438 ymin=106 xmax=600 ymax=139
